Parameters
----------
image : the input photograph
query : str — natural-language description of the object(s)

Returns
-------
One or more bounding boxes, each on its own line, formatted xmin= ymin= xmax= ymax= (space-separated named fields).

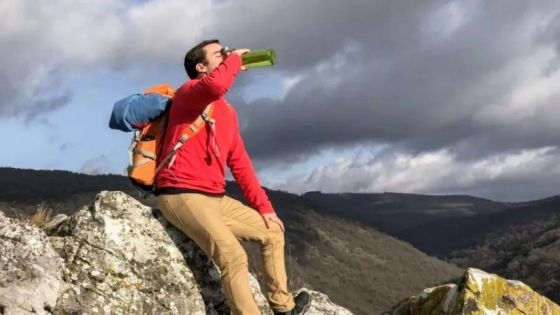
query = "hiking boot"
xmin=273 ymin=291 xmax=312 ymax=315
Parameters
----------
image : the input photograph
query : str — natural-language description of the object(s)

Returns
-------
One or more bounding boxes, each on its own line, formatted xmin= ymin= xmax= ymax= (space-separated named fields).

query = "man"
xmin=155 ymin=39 xmax=311 ymax=315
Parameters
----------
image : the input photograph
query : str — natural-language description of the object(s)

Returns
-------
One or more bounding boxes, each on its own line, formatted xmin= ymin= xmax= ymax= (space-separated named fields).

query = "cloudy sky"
xmin=1 ymin=0 xmax=559 ymax=201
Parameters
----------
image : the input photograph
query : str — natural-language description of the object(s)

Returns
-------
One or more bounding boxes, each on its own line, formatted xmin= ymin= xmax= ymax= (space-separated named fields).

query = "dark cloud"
xmin=210 ymin=0 xmax=560 ymax=167
xmin=23 ymin=91 xmax=73 ymax=122
xmin=0 ymin=38 xmax=72 ymax=119
xmin=0 ymin=0 xmax=205 ymax=120
xmin=214 ymin=0 xmax=433 ymax=71
xmin=540 ymin=11 xmax=560 ymax=53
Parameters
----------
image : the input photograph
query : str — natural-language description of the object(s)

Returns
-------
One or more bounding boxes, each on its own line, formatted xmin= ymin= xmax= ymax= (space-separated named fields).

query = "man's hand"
xmin=232 ymin=48 xmax=250 ymax=71
xmin=261 ymin=212 xmax=285 ymax=232
xmin=232 ymin=48 xmax=251 ymax=56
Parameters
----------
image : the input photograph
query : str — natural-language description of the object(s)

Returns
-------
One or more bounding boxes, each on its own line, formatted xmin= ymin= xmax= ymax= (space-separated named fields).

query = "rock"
xmin=0 ymin=211 xmax=64 ymax=314
xmin=249 ymin=274 xmax=274 ymax=315
xmin=390 ymin=267 xmax=560 ymax=315
xmin=51 ymin=191 xmax=277 ymax=315
xmin=1 ymin=191 xmax=353 ymax=315
xmin=295 ymin=289 xmax=354 ymax=315
xmin=51 ymin=191 xmax=213 ymax=314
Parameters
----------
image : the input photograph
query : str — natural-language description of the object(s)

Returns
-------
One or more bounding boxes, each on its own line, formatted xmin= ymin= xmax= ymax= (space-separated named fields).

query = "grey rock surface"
xmin=296 ymin=289 xmax=354 ymax=315
xmin=51 ymin=191 xmax=212 ymax=315
xmin=0 ymin=211 xmax=64 ymax=314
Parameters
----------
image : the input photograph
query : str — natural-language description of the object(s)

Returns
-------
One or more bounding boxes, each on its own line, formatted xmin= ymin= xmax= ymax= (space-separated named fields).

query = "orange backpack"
xmin=127 ymin=84 xmax=215 ymax=195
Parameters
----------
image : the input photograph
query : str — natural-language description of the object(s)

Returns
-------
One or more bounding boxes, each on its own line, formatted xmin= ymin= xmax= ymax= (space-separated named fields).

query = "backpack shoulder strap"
xmin=156 ymin=102 xmax=215 ymax=171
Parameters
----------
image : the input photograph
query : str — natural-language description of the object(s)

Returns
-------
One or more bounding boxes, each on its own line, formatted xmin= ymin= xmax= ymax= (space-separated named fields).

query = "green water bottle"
xmin=241 ymin=49 xmax=276 ymax=69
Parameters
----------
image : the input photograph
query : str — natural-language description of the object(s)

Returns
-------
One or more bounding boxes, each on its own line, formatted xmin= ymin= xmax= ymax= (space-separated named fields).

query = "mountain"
xmin=0 ymin=167 xmax=463 ymax=315
xmin=301 ymin=191 xmax=506 ymax=235
xmin=396 ymin=194 xmax=560 ymax=255
xmin=447 ymin=197 xmax=560 ymax=303
xmin=301 ymin=191 xmax=560 ymax=257
xmin=301 ymin=189 xmax=560 ymax=307
xmin=0 ymin=167 xmax=136 ymax=217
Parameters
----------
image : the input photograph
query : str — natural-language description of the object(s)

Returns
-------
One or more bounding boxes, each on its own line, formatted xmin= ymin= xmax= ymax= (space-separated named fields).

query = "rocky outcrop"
xmin=50 ymin=190 xmax=222 ymax=314
xmin=298 ymin=289 xmax=353 ymax=315
xmin=0 ymin=212 xmax=64 ymax=315
xmin=0 ymin=191 xmax=352 ymax=315
xmin=390 ymin=268 xmax=560 ymax=315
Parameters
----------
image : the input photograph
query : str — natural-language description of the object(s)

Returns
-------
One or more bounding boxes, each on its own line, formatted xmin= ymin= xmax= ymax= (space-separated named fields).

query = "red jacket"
xmin=155 ymin=54 xmax=275 ymax=214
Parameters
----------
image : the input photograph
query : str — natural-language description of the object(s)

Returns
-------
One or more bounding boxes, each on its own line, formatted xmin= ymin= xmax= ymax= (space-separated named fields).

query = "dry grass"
xmin=26 ymin=201 xmax=53 ymax=228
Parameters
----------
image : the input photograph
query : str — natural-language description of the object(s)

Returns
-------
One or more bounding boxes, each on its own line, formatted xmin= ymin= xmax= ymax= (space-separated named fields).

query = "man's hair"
xmin=184 ymin=39 xmax=220 ymax=79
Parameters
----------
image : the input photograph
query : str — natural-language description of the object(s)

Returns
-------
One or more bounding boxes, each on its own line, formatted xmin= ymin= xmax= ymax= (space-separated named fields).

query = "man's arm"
xmin=227 ymin=110 xmax=275 ymax=215
xmin=175 ymin=53 xmax=243 ymax=117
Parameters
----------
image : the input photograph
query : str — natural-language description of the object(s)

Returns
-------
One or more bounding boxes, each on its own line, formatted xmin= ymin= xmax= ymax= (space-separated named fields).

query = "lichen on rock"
xmin=390 ymin=268 xmax=560 ymax=315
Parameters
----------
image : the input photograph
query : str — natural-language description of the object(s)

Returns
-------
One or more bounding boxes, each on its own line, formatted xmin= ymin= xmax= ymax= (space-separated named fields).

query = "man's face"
xmin=198 ymin=43 xmax=226 ymax=76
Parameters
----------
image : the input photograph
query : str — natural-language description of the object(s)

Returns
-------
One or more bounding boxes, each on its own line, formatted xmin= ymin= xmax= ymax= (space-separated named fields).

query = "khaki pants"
xmin=158 ymin=193 xmax=295 ymax=315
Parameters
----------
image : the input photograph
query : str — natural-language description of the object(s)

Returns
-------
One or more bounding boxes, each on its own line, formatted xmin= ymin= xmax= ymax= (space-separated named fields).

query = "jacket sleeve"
xmin=227 ymin=109 xmax=275 ymax=214
xmin=174 ymin=54 xmax=243 ymax=117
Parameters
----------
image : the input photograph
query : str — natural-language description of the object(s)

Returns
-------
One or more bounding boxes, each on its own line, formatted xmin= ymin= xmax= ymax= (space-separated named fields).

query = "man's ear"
xmin=195 ymin=63 xmax=207 ymax=75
